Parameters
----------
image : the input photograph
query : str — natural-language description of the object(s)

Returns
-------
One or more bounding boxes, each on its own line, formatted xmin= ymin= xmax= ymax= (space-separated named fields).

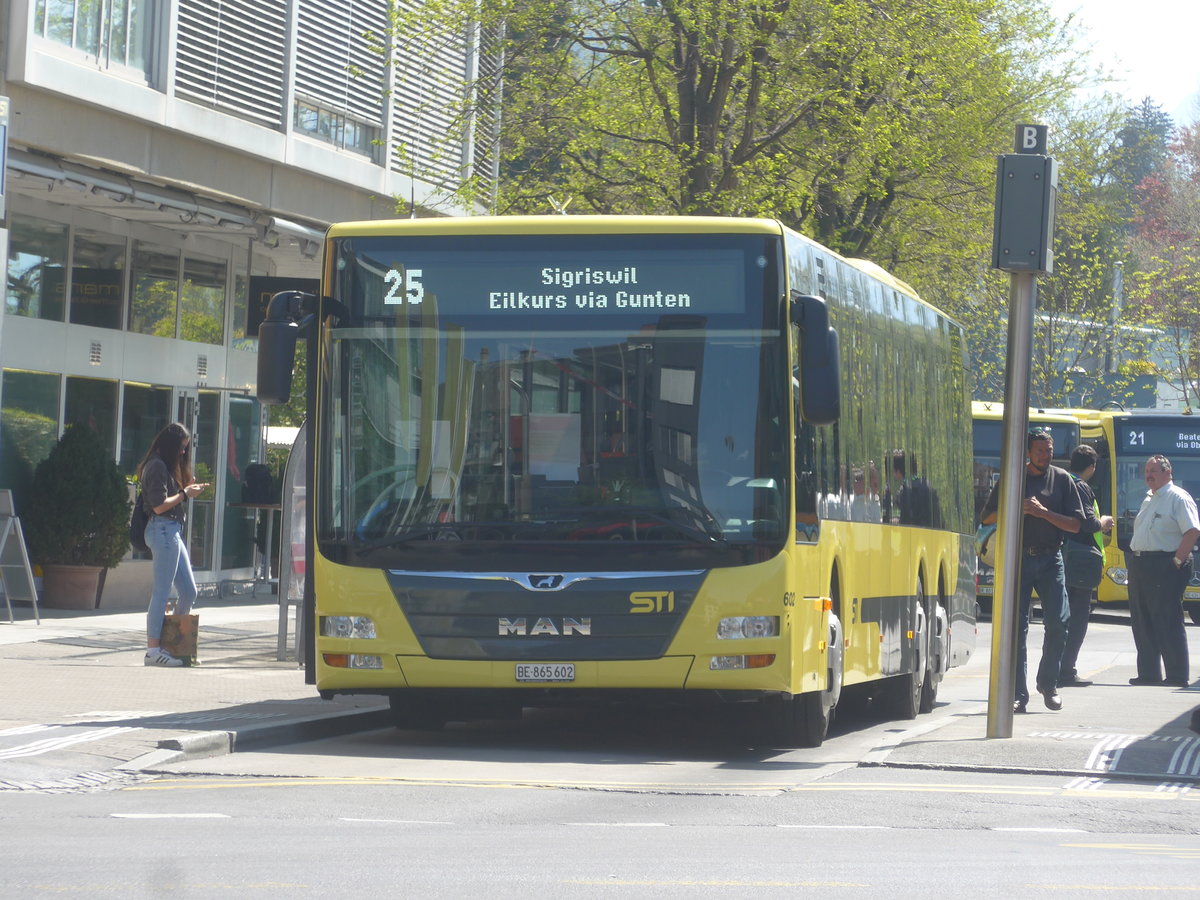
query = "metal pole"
xmin=986 ymin=272 xmax=1036 ymax=738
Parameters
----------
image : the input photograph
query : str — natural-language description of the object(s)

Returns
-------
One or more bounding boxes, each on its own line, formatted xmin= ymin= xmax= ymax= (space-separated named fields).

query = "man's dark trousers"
xmin=1060 ymin=581 xmax=1093 ymax=683
xmin=1016 ymin=550 xmax=1070 ymax=705
xmin=1127 ymin=552 xmax=1191 ymax=683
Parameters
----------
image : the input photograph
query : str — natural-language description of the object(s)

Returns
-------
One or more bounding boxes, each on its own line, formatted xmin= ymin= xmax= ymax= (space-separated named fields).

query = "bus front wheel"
xmin=757 ymin=612 xmax=842 ymax=748
xmin=883 ymin=593 xmax=927 ymax=720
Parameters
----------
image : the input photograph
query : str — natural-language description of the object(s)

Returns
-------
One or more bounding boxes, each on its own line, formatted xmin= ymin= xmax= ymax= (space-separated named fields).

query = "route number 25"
xmin=384 ymin=267 xmax=424 ymax=305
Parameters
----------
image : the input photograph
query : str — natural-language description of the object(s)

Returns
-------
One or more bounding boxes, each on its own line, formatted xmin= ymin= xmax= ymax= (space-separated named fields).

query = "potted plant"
xmin=24 ymin=424 xmax=131 ymax=609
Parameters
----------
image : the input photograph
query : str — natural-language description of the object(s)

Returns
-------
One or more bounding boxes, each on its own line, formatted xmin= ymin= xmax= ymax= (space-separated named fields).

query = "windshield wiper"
xmin=355 ymin=523 xmax=467 ymax=554
xmin=583 ymin=505 xmax=726 ymax=544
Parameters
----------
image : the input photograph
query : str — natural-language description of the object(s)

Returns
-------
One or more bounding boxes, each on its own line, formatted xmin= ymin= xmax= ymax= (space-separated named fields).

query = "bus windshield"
xmin=317 ymin=231 xmax=790 ymax=571
xmin=1106 ymin=416 xmax=1200 ymax=550
xmin=971 ymin=417 xmax=1078 ymax=521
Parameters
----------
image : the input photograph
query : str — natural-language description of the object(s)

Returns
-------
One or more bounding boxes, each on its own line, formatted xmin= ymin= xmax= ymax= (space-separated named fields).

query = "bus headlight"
xmin=1107 ymin=566 xmax=1128 ymax=586
xmin=322 ymin=653 xmax=383 ymax=669
xmin=710 ymin=654 xmax=776 ymax=670
xmin=320 ymin=616 xmax=377 ymax=639
xmin=717 ymin=616 xmax=779 ymax=639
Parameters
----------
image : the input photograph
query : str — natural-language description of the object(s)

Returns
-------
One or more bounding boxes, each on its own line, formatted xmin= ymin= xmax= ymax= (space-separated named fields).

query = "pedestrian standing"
xmin=1127 ymin=454 xmax=1198 ymax=687
xmin=1059 ymin=444 xmax=1113 ymax=687
xmin=981 ymin=428 xmax=1086 ymax=712
xmin=136 ymin=422 xmax=210 ymax=667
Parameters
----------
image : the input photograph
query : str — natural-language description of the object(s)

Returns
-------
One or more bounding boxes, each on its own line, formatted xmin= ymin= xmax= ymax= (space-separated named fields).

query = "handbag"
xmin=129 ymin=490 xmax=151 ymax=556
xmin=1063 ymin=539 xmax=1104 ymax=589
xmin=975 ymin=523 xmax=997 ymax=568
xmin=160 ymin=613 xmax=199 ymax=665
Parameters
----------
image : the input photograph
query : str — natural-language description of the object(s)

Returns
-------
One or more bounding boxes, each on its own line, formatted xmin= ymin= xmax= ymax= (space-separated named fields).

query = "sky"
xmin=1049 ymin=0 xmax=1200 ymax=125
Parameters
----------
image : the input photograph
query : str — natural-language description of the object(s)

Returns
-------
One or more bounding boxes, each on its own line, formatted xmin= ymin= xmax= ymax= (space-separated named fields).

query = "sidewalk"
xmin=1 ymin=600 xmax=1197 ymax=786
xmin=0 ymin=597 xmax=388 ymax=785
xmin=867 ymin=676 xmax=1200 ymax=784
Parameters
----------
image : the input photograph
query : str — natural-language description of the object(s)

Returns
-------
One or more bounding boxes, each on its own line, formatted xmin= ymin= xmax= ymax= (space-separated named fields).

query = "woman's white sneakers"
xmin=144 ymin=648 xmax=184 ymax=667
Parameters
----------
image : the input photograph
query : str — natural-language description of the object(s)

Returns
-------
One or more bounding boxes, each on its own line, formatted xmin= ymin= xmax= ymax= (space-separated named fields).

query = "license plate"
xmin=1186 ymin=590 xmax=1200 ymax=600
xmin=515 ymin=663 xmax=575 ymax=682
xmin=977 ymin=585 xmax=993 ymax=596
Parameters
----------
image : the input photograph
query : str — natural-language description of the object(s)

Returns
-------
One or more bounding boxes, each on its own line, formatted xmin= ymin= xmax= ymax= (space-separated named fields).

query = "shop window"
xmin=181 ymin=256 xmax=227 ymax=345
xmin=70 ymin=229 xmax=127 ymax=330
xmin=188 ymin=391 xmax=221 ymax=571
xmin=129 ymin=241 xmax=179 ymax=337
xmin=5 ymin=215 xmax=68 ymax=321
xmin=120 ymin=383 xmax=171 ymax=477
xmin=65 ymin=376 xmax=119 ymax=459
xmin=0 ymin=369 xmax=61 ymax=516
xmin=232 ymin=253 xmax=271 ymax=350
xmin=34 ymin=0 xmax=157 ymax=83
xmin=221 ymin=394 xmax=262 ymax=571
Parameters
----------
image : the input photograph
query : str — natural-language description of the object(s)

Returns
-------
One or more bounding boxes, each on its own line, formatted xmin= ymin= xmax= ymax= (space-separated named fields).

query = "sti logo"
xmin=629 ymin=591 xmax=674 ymax=614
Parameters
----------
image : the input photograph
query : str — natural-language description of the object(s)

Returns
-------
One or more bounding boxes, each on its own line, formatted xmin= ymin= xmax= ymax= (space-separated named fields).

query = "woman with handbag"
xmin=136 ymin=422 xmax=210 ymax=667
xmin=1059 ymin=444 xmax=1113 ymax=687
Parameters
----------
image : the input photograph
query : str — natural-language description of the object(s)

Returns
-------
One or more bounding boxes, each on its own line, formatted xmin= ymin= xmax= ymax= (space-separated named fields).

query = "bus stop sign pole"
xmin=987 ymin=124 xmax=1058 ymax=739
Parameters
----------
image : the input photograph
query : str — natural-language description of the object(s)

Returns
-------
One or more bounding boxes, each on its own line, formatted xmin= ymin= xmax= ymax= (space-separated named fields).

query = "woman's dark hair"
xmin=1069 ymin=444 xmax=1098 ymax=474
xmin=137 ymin=422 xmax=194 ymax=487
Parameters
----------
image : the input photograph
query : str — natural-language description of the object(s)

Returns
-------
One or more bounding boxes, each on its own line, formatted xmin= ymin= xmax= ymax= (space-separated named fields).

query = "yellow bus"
xmin=256 ymin=215 xmax=976 ymax=748
xmin=1080 ymin=408 xmax=1200 ymax=624
xmin=971 ymin=401 xmax=1081 ymax=614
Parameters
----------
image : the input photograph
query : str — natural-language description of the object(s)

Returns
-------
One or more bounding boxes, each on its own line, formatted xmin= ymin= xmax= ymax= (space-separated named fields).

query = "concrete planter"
xmin=99 ymin=558 xmax=156 ymax=610
xmin=41 ymin=564 xmax=108 ymax=609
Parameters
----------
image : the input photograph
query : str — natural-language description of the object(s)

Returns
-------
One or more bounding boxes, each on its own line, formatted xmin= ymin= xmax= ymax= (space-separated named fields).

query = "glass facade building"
xmin=1 ymin=0 xmax=497 ymax=600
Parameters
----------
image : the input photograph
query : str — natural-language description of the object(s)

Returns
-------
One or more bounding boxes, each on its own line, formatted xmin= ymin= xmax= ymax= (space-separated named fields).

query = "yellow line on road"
xmin=122 ymin=776 xmax=1195 ymax=801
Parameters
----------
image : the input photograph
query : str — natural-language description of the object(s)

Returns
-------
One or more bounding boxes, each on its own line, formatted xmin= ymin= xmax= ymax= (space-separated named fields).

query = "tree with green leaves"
xmin=385 ymin=0 xmax=1149 ymax=407
xmin=393 ymin=0 xmax=1082 ymax=244
xmin=1126 ymin=122 xmax=1200 ymax=408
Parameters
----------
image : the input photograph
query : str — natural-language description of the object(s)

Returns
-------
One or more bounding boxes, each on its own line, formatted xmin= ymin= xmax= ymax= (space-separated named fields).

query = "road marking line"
xmin=110 ymin=813 xmax=230 ymax=818
xmin=1168 ymin=736 xmax=1200 ymax=776
xmin=993 ymin=827 xmax=1088 ymax=833
xmin=0 ymin=726 xmax=140 ymax=759
xmin=776 ymin=824 xmax=889 ymax=829
xmin=339 ymin=817 xmax=452 ymax=825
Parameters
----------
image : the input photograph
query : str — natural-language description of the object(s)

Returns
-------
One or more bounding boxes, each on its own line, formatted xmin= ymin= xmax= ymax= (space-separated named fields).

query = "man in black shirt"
xmin=981 ymin=428 xmax=1087 ymax=712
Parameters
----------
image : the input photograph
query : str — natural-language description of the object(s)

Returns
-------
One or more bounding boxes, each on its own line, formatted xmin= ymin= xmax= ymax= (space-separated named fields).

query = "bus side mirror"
xmin=790 ymin=293 xmax=841 ymax=426
xmin=256 ymin=291 xmax=312 ymax=406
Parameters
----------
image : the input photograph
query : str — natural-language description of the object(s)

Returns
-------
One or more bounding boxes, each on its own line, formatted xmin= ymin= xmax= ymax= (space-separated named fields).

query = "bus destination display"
xmin=352 ymin=246 xmax=749 ymax=317
xmin=1121 ymin=420 xmax=1200 ymax=453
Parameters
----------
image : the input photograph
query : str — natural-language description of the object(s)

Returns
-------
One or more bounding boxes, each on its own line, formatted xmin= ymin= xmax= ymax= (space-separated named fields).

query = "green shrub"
xmin=24 ymin=425 xmax=131 ymax=567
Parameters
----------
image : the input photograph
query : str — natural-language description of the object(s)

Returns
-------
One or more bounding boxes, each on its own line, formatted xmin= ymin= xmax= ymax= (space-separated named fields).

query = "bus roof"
xmin=971 ymin=401 xmax=1078 ymax=424
xmin=325 ymin=214 xmax=949 ymax=315
xmin=326 ymin=215 xmax=788 ymax=238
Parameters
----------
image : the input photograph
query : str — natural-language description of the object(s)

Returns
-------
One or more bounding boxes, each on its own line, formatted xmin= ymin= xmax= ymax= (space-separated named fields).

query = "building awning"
xmin=7 ymin=147 xmax=326 ymax=258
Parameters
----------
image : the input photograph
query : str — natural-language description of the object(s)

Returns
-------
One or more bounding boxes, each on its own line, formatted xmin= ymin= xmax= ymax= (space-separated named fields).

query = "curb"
xmin=122 ymin=706 xmax=392 ymax=773
xmin=860 ymin=758 xmax=1200 ymax=786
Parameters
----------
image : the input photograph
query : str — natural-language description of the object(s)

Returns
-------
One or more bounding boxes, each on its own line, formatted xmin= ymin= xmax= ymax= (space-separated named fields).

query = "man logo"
xmin=498 ymin=617 xmax=591 ymax=636
xmin=527 ymin=574 xmax=565 ymax=590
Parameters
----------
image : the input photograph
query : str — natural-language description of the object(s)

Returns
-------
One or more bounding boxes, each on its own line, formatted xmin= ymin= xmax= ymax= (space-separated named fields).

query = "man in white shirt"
xmin=1127 ymin=455 xmax=1199 ymax=687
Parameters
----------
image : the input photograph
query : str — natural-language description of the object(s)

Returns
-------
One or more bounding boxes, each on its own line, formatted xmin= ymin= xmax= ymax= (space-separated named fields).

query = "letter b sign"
xmin=1016 ymin=124 xmax=1047 ymax=155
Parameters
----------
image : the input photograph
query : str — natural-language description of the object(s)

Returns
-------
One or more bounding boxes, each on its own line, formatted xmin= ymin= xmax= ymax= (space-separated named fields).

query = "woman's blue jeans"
xmin=145 ymin=516 xmax=198 ymax=641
